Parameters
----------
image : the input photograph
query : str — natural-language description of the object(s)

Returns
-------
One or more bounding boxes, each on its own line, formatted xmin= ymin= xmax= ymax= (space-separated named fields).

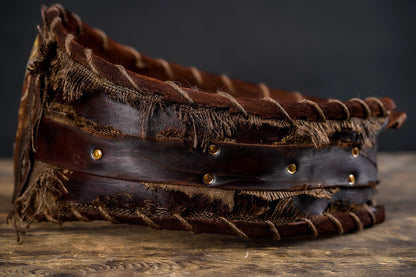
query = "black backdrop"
xmin=1 ymin=0 xmax=415 ymax=156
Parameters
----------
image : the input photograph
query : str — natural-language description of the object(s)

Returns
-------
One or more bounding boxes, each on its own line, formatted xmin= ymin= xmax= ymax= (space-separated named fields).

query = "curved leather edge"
xmin=387 ymin=111 xmax=407 ymax=129
xmin=34 ymin=204 xmax=385 ymax=239
xmin=39 ymin=4 xmax=404 ymax=123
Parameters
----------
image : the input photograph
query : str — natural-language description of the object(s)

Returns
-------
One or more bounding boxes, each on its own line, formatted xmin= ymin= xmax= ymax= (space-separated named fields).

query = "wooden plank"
xmin=1 ymin=154 xmax=415 ymax=276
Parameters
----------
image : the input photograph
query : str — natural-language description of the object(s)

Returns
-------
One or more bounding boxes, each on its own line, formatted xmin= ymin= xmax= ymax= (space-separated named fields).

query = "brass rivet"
xmin=348 ymin=174 xmax=356 ymax=185
xmin=352 ymin=147 xmax=360 ymax=157
xmin=287 ymin=164 xmax=297 ymax=175
xmin=92 ymin=148 xmax=103 ymax=160
xmin=202 ymin=173 xmax=215 ymax=185
xmin=208 ymin=144 xmax=220 ymax=156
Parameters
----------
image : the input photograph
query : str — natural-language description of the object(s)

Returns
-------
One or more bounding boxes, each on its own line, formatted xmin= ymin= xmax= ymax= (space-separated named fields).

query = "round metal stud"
xmin=287 ymin=163 xmax=297 ymax=175
xmin=202 ymin=173 xmax=215 ymax=185
xmin=348 ymin=174 xmax=356 ymax=185
xmin=352 ymin=147 xmax=360 ymax=157
xmin=92 ymin=148 xmax=103 ymax=160
xmin=208 ymin=144 xmax=220 ymax=156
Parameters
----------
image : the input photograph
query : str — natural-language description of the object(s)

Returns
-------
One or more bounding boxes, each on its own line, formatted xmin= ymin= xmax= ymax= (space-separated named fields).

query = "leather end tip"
xmin=387 ymin=111 xmax=407 ymax=129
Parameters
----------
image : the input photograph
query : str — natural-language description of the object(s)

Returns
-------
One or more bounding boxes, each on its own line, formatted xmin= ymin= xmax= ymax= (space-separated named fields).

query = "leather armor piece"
xmin=9 ymin=4 xmax=406 ymax=241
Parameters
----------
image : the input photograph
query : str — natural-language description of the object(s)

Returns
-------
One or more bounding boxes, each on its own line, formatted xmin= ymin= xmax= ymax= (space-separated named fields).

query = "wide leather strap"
xmin=55 ymin=167 xmax=374 ymax=208
xmin=30 ymin=159 xmax=384 ymax=239
xmin=35 ymin=118 xmax=378 ymax=190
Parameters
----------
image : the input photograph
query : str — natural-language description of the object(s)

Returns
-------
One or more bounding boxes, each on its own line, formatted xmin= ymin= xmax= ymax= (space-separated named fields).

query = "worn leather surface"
xmin=33 ymin=163 xmax=384 ymax=239
xmin=36 ymin=118 xmax=378 ymax=190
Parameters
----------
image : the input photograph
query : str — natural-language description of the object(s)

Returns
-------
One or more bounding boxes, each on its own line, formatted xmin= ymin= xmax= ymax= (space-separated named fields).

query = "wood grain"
xmin=0 ymin=154 xmax=415 ymax=276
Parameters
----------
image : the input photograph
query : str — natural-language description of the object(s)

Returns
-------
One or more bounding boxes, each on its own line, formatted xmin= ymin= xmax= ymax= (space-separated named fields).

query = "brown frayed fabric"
xmin=8 ymin=161 xmax=71 ymax=242
xmin=31 ymin=42 xmax=387 ymax=149
xmin=9 ymin=4 xmax=406 ymax=241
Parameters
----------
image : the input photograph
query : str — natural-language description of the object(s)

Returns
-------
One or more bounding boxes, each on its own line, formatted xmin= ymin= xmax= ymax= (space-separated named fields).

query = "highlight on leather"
xmin=9 ymin=4 xmax=406 ymax=241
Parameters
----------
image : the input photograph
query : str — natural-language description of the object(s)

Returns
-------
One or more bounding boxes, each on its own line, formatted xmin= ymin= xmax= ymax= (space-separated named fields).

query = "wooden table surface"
xmin=1 ymin=153 xmax=415 ymax=276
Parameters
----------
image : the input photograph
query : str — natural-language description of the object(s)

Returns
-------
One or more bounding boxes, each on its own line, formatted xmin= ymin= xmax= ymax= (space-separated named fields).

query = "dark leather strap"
xmin=32 ymin=160 xmax=384 ymax=239
xmin=35 ymin=118 xmax=378 ymax=190
xmin=62 ymin=168 xmax=373 ymax=207
xmin=68 ymin=92 xmax=366 ymax=145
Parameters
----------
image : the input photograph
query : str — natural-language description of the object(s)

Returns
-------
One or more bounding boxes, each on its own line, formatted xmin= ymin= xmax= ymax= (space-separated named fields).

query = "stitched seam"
xmin=366 ymin=97 xmax=387 ymax=117
xmin=259 ymin=83 xmax=270 ymax=98
xmin=304 ymin=218 xmax=319 ymax=237
xmin=84 ymin=48 xmax=99 ymax=75
xmin=124 ymin=45 xmax=146 ymax=69
xmin=329 ymin=99 xmax=351 ymax=120
xmin=350 ymin=98 xmax=371 ymax=118
xmin=72 ymin=13 xmax=84 ymax=36
xmin=217 ymin=91 xmax=247 ymax=116
xmin=165 ymin=81 xmax=194 ymax=104
xmin=53 ymin=4 xmax=68 ymax=24
xmin=363 ymin=204 xmax=376 ymax=226
xmin=219 ymin=217 xmax=249 ymax=240
xmin=136 ymin=208 xmax=160 ymax=229
xmin=157 ymin=58 xmax=175 ymax=80
xmin=220 ymin=74 xmax=236 ymax=95
xmin=190 ymin=66 xmax=203 ymax=87
xmin=349 ymin=212 xmax=363 ymax=231
xmin=98 ymin=204 xmax=119 ymax=224
xmin=324 ymin=212 xmax=344 ymax=234
xmin=64 ymin=34 xmax=74 ymax=55
xmin=263 ymin=97 xmax=292 ymax=121
xmin=94 ymin=28 xmax=109 ymax=50
xmin=116 ymin=64 xmax=139 ymax=90
xmin=265 ymin=220 xmax=281 ymax=240
xmin=70 ymin=205 xmax=89 ymax=221
xmin=300 ymin=99 xmax=326 ymax=121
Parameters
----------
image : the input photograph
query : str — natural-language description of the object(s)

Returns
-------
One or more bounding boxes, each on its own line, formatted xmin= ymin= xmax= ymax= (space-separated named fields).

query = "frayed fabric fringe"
xmin=240 ymin=187 xmax=339 ymax=202
xmin=7 ymin=163 xmax=71 ymax=242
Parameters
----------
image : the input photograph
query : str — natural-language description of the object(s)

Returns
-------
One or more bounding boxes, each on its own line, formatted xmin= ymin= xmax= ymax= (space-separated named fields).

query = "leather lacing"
xmin=363 ymin=204 xmax=377 ymax=226
xmin=62 ymin=201 xmax=375 ymax=241
xmin=324 ymin=212 xmax=344 ymax=234
xmin=174 ymin=213 xmax=195 ymax=233
xmin=43 ymin=5 xmax=390 ymax=123
xmin=135 ymin=208 xmax=160 ymax=229
xmin=348 ymin=212 xmax=364 ymax=231
xmin=219 ymin=217 xmax=249 ymax=240
xmin=304 ymin=218 xmax=319 ymax=237
xmin=265 ymin=220 xmax=281 ymax=240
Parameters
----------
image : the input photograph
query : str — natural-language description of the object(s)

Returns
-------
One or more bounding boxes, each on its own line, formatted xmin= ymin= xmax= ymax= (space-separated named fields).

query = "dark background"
xmin=1 ymin=1 xmax=414 ymax=156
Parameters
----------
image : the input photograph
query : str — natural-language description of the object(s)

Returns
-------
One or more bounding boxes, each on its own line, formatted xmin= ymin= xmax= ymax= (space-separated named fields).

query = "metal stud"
xmin=348 ymin=174 xmax=356 ymax=185
xmin=287 ymin=163 xmax=297 ymax=175
xmin=202 ymin=173 xmax=215 ymax=185
xmin=92 ymin=148 xmax=103 ymax=160
xmin=208 ymin=144 xmax=220 ymax=156
xmin=352 ymin=147 xmax=360 ymax=157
